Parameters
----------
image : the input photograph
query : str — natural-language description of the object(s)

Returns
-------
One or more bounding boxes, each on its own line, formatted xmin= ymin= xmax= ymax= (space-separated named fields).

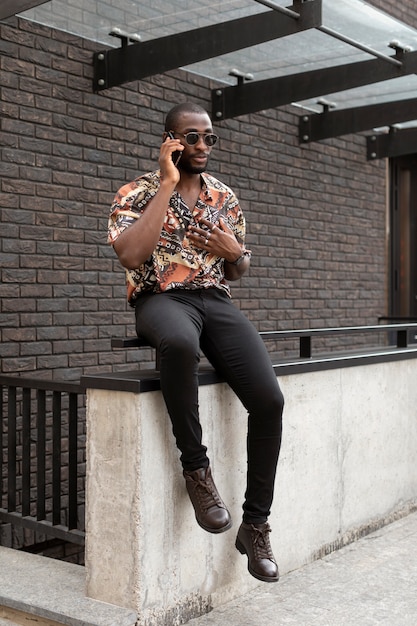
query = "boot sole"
xmin=197 ymin=517 xmax=232 ymax=534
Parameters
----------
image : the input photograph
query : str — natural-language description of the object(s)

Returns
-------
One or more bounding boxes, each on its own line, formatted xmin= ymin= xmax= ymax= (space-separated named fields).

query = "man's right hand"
xmin=159 ymin=135 xmax=183 ymax=185
xmin=113 ymin=138 xmax=182 ymax=269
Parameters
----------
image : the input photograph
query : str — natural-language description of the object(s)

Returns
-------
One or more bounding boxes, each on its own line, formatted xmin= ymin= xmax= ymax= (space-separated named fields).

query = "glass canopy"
xmin=19 ymin=0 xmax=417 ymax=112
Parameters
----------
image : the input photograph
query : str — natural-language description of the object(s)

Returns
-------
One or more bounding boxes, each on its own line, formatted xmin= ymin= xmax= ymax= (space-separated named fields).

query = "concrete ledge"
xmin=84 ymin=358 xmax=417 ymax=625
xmin=81 ymin=366 xmax=222 ymax=393
xmin=81 ymin=346 xmax=417 ymax=393
xmin=0 ymin=547 xmax=137 ymax=626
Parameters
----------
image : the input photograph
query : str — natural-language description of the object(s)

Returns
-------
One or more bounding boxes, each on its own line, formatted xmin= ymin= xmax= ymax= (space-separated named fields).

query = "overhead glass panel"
xmin=183 ymin=0 xmax=417 ymax=84
xmin=19 ymin=0 xmax=268 ymax=45
xmin=18 ymin=0 xmax=417 ymax=112
xmin=20 ymin=0 xmax=417 ymax=77
xmin=296 ymin=75 xmax=417 ymax=114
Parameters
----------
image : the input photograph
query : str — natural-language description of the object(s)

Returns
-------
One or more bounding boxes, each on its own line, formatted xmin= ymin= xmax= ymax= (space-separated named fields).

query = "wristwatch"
xmin=229 ymin=248 xmax=252 ymax=265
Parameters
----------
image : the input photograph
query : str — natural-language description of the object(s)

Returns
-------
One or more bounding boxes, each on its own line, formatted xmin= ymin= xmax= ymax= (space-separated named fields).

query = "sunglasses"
xmin=171 ymin=131 xmax=218 ymax=147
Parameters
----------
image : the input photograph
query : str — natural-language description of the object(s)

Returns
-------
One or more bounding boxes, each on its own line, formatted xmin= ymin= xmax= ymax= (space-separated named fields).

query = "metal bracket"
xmin=388 ymin=40 xmax=414 ymax=56
xmin=367 ymin=126 xmax=417 ymax=160
xmin=300 ymin=97 xmax=417 ymax=144
xmin=299 ymin=99 xmax=336 ymax=142
xmin=228 ymin=69 xmax=254 ymax=86
xmin=317 ymin=98 xmax=337 ymax=113
xmin=109 ymin=28 xmax=141 ymax=48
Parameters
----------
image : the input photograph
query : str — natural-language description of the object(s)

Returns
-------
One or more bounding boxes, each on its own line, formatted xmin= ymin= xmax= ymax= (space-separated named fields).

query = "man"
xmin=108 ymin=102 xmax=284 ymax=583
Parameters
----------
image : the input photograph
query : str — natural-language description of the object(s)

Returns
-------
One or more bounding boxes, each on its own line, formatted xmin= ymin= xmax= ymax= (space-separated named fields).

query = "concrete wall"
xmin=85 ymin=358 xmax=417 ymax=626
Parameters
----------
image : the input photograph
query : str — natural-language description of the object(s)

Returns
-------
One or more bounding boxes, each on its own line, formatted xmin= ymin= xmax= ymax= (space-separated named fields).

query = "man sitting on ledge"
xmin=107 ymin=102 xmax=284 ymax=583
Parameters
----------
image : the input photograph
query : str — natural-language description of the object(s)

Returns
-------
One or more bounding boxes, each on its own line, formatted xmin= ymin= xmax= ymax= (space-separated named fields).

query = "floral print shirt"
xmin=108 ymin=170 xmax=245 ymax=304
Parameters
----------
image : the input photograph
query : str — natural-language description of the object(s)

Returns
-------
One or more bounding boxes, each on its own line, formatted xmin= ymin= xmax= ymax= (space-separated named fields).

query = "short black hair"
xmin=164 ymin=102 xmax=209 ymax=132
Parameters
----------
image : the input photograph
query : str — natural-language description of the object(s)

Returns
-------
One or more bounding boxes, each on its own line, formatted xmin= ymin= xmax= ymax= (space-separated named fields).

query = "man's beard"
xmin=178 ymin=156 xmax=209 ymax=175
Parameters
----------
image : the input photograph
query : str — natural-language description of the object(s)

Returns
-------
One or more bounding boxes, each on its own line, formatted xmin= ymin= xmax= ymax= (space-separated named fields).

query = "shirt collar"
xmin=200 ymin=173 xmax=213 ymax=202
xmin=156 ymin=170 xmax=214 ymax=202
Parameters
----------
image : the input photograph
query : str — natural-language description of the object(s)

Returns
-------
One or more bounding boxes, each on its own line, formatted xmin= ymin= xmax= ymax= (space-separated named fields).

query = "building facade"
xmin=1 ymin=0 xmax=417 ymax=379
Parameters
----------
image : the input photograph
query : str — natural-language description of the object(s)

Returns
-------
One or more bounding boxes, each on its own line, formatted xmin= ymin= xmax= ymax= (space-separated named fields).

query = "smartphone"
xmin=168 ymin=131 xmax=182 ymax=166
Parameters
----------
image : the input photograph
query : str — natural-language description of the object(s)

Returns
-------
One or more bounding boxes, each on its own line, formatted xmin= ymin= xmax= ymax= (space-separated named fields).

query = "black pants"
xmin=134 ymin=288 xmax=284 ymax=524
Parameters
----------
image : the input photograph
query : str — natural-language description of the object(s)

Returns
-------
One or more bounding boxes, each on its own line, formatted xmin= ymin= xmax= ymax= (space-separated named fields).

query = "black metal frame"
xmin=212 ymin=32 xmax=417 ymax=122
xmin=93 ymin=0 xmax=321 ymax=92
xmin=213 ymin=52 xmax=413 ymax=122
xmin=98 ymin=323 xmax=417 ymax=392
xmin=91 ymin=0 xmax=417 ymax=149
xmin=1 ymin=377 xmax=85 ymax=546
xmin=367 ymin=127 xmax=417 ymax=160
xmin=299 ymin=96 xmax=417 ymax=144
xmin=112 ymin=323 xmax=417 ymax=358
xmin=3 ymin=323 xmax=415 ymax=546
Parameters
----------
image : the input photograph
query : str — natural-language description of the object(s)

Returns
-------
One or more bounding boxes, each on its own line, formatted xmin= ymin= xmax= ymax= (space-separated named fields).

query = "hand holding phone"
xmin=167 ymin=131 xmax=182 ymax=166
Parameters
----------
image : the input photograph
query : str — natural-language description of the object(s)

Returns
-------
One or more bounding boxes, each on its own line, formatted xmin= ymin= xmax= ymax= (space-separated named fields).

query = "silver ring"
xmin=204 ymin=238 xmax=209 ymax=245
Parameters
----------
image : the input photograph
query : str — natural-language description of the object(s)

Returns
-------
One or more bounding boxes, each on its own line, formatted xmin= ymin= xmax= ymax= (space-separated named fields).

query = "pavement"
xmin=0 ymin=545 xmax=136 ymax=626
xmin=186 ymin=510 xmax=417 ymax=626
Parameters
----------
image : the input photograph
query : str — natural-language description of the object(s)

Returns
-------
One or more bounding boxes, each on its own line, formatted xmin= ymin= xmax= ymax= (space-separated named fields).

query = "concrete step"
xmin=0 ymin=606 xmax=61 ymax=625
xmin=0 ymin=547 xmax=136 ymax=626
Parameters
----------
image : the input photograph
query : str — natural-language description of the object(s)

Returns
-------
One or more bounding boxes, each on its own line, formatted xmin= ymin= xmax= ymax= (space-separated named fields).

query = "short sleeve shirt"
xmin=107 ymin=170 xmax=245 ymax=304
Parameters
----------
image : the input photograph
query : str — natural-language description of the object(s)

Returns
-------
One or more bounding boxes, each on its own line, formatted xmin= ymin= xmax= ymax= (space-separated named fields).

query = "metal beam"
xmin=212 ymin=49 xmax=417 ymax=121
xmin=367 ymin=127 xmax=417 ymax=160
xmin=300 ymin=98 xmax=417 ymax=143
xmin=93 ymin=0 xmax=321 ymax=91
xmin=0 ymin=0 xmax=49 ymax=19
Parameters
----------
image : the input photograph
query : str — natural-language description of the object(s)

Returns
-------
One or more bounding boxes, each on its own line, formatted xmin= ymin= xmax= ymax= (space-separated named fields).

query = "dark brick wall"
xmin=368 ymin=0 xmax=417 ymax=25
xmin=0 ymin=3 xmax=414 ymax=378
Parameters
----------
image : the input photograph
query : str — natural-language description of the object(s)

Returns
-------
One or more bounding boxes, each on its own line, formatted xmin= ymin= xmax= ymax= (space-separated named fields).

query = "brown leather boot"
xmin=183 ymin=466 xmax=232 ymax=534
xmin=235 ymin=521 xmax=279 ymax=582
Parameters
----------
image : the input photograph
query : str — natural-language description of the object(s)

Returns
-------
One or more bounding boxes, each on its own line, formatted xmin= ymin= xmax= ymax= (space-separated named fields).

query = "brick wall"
xmin=1 ymin=3 xmax=414 ymax=377
xmin=368 ymin=0 xmax=417 ymax=26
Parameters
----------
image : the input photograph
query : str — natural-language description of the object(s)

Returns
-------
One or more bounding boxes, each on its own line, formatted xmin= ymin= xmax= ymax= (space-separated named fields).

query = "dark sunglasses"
xmin=171 ymin=131 xmax=218 ymax=147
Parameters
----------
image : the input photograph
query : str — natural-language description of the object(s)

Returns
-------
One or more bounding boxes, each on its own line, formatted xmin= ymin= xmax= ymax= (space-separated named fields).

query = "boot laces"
xmin=194 ymin=475 xmax=224 ymax=512
xmin=250 ymin=523 xmax=275 ymax=560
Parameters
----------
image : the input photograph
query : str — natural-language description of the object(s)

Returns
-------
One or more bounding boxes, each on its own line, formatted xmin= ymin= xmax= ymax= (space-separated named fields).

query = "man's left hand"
xmin=187 ymin=217 xmax=242 ymax=263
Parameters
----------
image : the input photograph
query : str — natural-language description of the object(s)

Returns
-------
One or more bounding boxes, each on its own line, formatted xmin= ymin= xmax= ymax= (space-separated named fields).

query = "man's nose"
xmin=195 ymin=135 xmax=207 ymax=149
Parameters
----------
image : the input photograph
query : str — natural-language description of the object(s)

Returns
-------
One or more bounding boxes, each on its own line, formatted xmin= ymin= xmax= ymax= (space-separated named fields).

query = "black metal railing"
xmin=1 ymin=376 xmax=85 ymax=546
xmin=260 ymin=323 xmax=417 ymax=358
xmin=112 ymin=322 xmax=417 ymax=364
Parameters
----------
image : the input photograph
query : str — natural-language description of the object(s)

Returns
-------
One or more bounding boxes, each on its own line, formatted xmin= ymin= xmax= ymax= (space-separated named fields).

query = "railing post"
xmin=52 ymin=391 xmax=62 ymax=526
xmin=21 ymin=388 xmax=31 ymax=517
xmin=300 ymin=335 xmax=312 ymax=358
xmin=397 ymin=329 xmax=408 ymax=348
xmin=68 ymin=392 xmax=79 ymax=530
xmin=7 ymin=386 xmax=16 ymax=513
xmin=36 ymin=389 xmax=46 ymax=521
